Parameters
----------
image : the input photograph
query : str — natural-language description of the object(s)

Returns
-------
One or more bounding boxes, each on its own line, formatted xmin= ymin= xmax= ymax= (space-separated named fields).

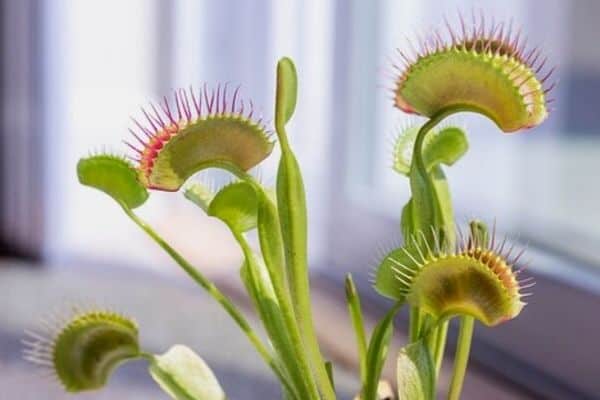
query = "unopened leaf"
xmin=396 ymin=340 xmax=435 ymax=400
xmin=149 ymin=345 xmax=226 ymax=400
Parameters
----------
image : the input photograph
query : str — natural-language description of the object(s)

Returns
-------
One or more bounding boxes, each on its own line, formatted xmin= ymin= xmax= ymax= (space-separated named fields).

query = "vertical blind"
xmin=31 ymin=1 xmax=336 ymax=271
xmin=0 ymin=0 xmax=44 ymax=258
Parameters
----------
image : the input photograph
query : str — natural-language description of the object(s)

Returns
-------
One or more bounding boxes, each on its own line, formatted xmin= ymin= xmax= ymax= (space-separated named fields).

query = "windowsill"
xmin=0 ymin=259 xmax=357 ymax=399
xmin=1 ymin=257 xmax=543 ymax=399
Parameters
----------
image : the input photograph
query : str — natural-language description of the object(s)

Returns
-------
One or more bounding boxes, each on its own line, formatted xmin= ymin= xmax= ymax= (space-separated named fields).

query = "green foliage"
xmin=404 ymin=249 xmax=524 ymax=326
xmin=396 ymin=341 xmax=435 ymax=400
xmin=207 ymin=181 xmax=258 ymax=233
xmin=361 ymin=303 xmax=401 ymax=400
xmin=24 ymin=310 xmax=140 ymax=392
xmin=275 ymin=57 xmax=298 ymax=128
xmin=423 ymin=127 xmax=469 ymax=170
xmin=395 ymin=47 xmax=549 ymax=132
xmin=373 ymin=245 xmax=418 ymax=301
xmin=57 ymin=17 xmax=548 ymax=397
xmin=469 ymin=219 xmax=490 ymax=247
xmin=344 ymin=274 xmax=367 ymax=383
xmin=377 ymin=124 xmax=468 ymax=300
xmin=184 ymin=182 xmax=215 ymax=213
xmin=77 ymin=154 xmax=148 ymax=209
xmin=274 ymin=57 xmax=336 ymax=400
xmin=392 ymin=125 xmax=468 ymax=176
xmin=142 ymin=118 xmax=274 ymax=191
xmin=149 ymin=345 xmax=226 ymax=400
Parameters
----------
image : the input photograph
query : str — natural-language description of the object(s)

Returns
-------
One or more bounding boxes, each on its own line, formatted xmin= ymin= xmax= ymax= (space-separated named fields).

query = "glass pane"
xmin=332 ymin=3 xmax=600 ymax=397
xmin=43 ymin=1 xmax=337 ymax=273
xmin=343 ymin=0 xmax=600 ymax=282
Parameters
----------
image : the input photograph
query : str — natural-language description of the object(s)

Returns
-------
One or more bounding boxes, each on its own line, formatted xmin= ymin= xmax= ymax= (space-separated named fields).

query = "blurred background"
xmin=1 ymin=0 xmax=599 ymax=399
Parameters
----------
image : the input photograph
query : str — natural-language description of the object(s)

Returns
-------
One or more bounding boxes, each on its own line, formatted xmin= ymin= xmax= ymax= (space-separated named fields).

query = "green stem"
xmin=363 ymin=301 xmax=402 ymax=400
xmin=345 ymin=274 xmax=368 ymax=383
xmin=413 ymin=108 xmax=462 ymax=178
xmin=294 ymin=216 xmax=336 ymax=399
xmin=447 ymin=316 xmax=475 ymax=400
xmin=232 ymin=230 xmax=321 ymax=400
xmin=408 ymin=108 xmax=461 ymax=346
xmin=413 ymin=108 xmax=467 ymax=358
xmin=274 ymin=59 xmax=333 ymax=398
xmin=121 ymin=206 xmax=292 ymax=395
xmin=406 ymin=108 xmax=467 ymax=396
xmin=408 ymin=306 xmax=422 ymax=342
xmin=425 ymin=319 xmax=439 ymax=351
xmin=433 ymin=320 xmax=449 ymax=376
xmin=276 ymin=124 xmax=336 ymax=400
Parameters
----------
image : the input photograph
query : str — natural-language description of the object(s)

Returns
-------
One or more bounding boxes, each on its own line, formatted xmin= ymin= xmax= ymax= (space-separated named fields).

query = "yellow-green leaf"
xmin=396 ymin=340 xmax=435 ymax=400
xmin=149 ymin=345 xmax=226 ymax=400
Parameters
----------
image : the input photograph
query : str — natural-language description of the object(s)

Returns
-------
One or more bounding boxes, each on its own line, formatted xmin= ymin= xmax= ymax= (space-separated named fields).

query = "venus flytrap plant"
xmin=24 ymin=308 xmax=227 ymax=399
xmin=274 ymin=58 xmax=337 ymax=400
xmin=23 ymin=308 xmax=142 ymax=392
xmin=367 ymin=13 xmax=551 ymax=400
xmin=26 ymin=13 xmax=552 ymax=400
xmin=27 ymin=61 xmax=329 ymax=400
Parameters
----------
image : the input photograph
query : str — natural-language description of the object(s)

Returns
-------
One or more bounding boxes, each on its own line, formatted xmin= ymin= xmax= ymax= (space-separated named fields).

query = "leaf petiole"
xmin=119 ymin=205 xmax=294 ymax=396
xmin=345 ymin=274 xmax=368 ymax=383
xmin=447 ymin=316 xmax=475 ymax=400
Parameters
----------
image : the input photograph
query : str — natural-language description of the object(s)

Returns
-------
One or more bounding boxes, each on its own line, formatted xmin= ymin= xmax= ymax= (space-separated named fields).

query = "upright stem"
xmin=408 ymin=306 xmax=422 ymax=342
xmin=447 ymin=316 xmax=475 ymax=400
xmin=277 ymin=124 xmax=336 ymax=400
xmin=413 ymin=108 xmax=461 ymax=173
xmin=433 ymin=320 xmax=449 ymax=375
xmin=410 ymin=108 xmax=469 ymax=392
xmin=233 ymin=230 xmax=321 ymax=400
xmin=121 ymin=206 xmax=291 ymax=393
xmin=274 ymin=58 xmax=334 ymax=396
xmin=345 ymin=274 xmax=368 ymax=383
xmin=362 ymin=301 xmax=403 ymax=400
xmin=408 ymin=108 xmax=460 ymax=345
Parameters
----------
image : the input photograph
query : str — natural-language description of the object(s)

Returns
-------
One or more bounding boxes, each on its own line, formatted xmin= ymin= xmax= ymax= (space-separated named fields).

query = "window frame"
xmin=0 ymin=0 xmax=45 ymax=259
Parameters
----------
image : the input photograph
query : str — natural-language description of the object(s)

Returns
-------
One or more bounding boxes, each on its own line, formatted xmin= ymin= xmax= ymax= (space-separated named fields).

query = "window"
xmin=42 ymin=1 xmax=336 ymax=273
xmin=6 ymin=1 xmax=598 ymax=398
xmin=326 ymin=1 xmax=600 ymax=398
